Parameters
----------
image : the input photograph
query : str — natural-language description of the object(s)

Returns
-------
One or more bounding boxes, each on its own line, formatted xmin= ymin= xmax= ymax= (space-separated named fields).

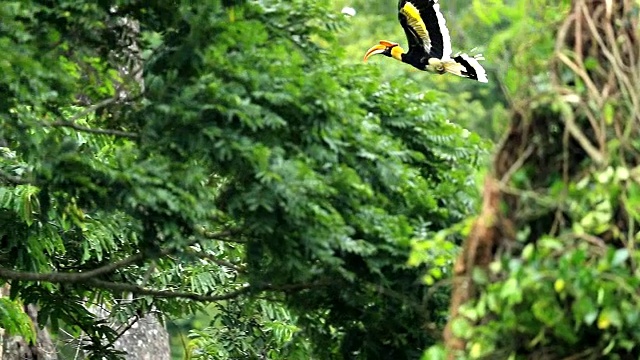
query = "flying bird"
xmin=363 ymin=0 xmax=488 ymax=82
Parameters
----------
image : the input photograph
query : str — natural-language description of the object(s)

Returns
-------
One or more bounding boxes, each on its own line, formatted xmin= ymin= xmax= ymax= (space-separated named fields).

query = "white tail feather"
xmin=443 ymin=54 xmax=488 ymax=83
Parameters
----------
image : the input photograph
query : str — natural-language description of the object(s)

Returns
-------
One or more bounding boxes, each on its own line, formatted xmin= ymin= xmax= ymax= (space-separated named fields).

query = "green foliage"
xmin=1 ymin=0 xmax=487 ymax=358
xmin=188 ymin=300 xmax=313 ymax=360
xmin=332 ymin=0 xmax=513 ymax=140
xmin=0 ymin=298 xmax=35 ymax=343
xmin=445 ymin=163 xmax=640 ymax=359
xmin=455 ymin=238 xmax=640 ymax=359
xmin=409 ymin=218 xmax=475 ymax=285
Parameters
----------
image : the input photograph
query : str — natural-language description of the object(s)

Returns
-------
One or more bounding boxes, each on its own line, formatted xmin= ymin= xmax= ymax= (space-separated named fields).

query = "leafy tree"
xmin=0 ymin=0 xmax=487 ymax=358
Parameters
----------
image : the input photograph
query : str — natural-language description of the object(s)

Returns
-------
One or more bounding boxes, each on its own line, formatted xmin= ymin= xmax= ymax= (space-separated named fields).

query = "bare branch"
xmin=499 ymin=144 xmax=534 ymax=186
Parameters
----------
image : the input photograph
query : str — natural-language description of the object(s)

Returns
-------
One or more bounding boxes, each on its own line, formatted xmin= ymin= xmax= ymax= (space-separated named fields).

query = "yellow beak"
xmin=363 ymin=41 xmax=400 ymax=62
xmin=363 ymin=44 xmax=388 ymax=62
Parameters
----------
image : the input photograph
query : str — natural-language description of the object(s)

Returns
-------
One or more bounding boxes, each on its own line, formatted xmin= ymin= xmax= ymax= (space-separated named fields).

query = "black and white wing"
xmin=451 ymin=54 xmax=488 ymax=82
xmin=397 ymin=0 xmax=452 ymax=59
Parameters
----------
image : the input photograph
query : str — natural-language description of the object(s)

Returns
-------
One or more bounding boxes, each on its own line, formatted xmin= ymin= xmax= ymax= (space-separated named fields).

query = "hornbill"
xmin=363 ymin=0 xmax=488 ymax=82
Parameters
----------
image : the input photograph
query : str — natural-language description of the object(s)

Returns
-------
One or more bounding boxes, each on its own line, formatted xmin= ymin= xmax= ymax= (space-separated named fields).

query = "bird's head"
xmin=363 ymin=40 xmax=404 ymax=62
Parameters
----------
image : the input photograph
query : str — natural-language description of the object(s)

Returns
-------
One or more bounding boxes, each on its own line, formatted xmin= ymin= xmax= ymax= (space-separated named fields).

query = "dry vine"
xmin=444 ymin=0 xmax=640 ymax=357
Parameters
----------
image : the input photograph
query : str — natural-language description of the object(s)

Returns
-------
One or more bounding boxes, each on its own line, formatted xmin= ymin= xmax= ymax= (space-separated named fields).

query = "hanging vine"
xmin=445 ymin=0 xmax=640 ymax=358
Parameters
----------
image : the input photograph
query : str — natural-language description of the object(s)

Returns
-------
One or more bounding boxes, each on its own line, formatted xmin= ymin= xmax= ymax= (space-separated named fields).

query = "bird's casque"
xmin=363 ymin=0 xmax=488 ymax=83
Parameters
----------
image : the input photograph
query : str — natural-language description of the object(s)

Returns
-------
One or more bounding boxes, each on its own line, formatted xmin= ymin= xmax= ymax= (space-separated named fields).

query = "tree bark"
xmin=112 ymin=315 xmax=171 ymax=360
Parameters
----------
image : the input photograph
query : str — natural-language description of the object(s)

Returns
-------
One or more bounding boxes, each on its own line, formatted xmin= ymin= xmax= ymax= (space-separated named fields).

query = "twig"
xmin=560 ymin=348 xmax=595 ymax=360
xmin=557 ymin=101 xmax=605 ymax=164
xmin=555 ymin=52 xmax=603 ymax=107
xmin=209 ymin=258 xmax=244 ymax=272
xmin=186 ymin=249 xmax=246 ymax=273
xmin=581 ymin=3 xmax=640 ymax=122
xmin=570 ymin=233 xmax=606 ymax=249
xmin=199 ymin=227 xmax=247 ymax=243
xmin=106 ymin=315 xmax=140 ymax=349
xmin=69 ymin=98 xmax=118 ymax=124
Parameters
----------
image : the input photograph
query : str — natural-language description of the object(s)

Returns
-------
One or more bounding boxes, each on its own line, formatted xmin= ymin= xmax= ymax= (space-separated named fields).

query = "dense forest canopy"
xmin=1 ymin=0 xmax=484 ymax=358
xmin=0 ymin=0 xmax=639 ymax=359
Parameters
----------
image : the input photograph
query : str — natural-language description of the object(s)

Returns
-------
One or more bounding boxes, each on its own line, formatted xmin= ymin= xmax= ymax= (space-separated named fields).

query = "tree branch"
xmin=86 ymin=279 xmax=254 ymax=302
xmin=70 ymin=97 xmax=119 ymax=123
xmin=0 ymin=230 xmax=242 ymax=283
xmin=46 ymin=97 xmax=140 ymax=139
xmin=1 ymin=238 xmax=330 ymax=303
xmin=86 ymin=279 xmax=330 ymax=302
xmin=48 ymin=121 xmax=139 ymax=139
xmin=106 ymin=315 xmax=140 ymax=349
xmin=0 ymin=252 xmax=148 ymax=283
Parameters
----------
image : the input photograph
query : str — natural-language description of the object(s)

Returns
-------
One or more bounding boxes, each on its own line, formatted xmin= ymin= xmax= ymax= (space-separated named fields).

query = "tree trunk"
xmin=106 ymin=15 xmax=171 ymax=360
xmin=112 ymin=315 xmax=171 ymax=360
